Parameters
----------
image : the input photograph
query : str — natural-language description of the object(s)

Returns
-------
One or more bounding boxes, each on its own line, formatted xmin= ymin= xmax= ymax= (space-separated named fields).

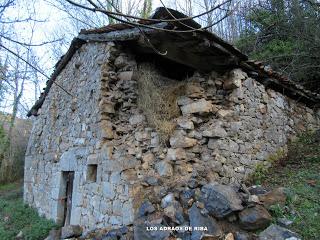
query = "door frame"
xmin=61 ymin=171 xmax=74 ymax=226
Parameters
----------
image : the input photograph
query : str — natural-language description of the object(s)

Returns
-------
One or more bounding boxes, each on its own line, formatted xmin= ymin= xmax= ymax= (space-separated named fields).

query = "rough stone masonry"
xmin=24 ymin=40 xmax=319 ymax=234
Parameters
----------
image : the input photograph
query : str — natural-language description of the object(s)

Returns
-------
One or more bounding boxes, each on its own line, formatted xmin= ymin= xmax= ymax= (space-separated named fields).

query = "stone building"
xmin=24 ymin=8 xmax=319 ymax=233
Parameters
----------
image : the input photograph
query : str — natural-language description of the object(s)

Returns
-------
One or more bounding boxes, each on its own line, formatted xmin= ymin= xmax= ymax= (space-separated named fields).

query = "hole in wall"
xmin=57 ymin=171 xmax=74 ymax=226
xmin=114 ymin=102 xmax=122 ymax=111
xmin=87 ymin=164 xmax=98 ymax=182
xmin=135 ymin=64 xmax=187 ymax=144
xmin=135 ymin=53 xmax=195 ymax=81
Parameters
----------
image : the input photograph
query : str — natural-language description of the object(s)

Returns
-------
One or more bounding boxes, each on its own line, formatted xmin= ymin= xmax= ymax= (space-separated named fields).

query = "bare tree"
xmin=0 ymin=0 xmax=61 ymax=182
xmin=141 ymin=0 xmax=152 ymax=18
xmin=0 ymin=24 xmax=41 ymax=180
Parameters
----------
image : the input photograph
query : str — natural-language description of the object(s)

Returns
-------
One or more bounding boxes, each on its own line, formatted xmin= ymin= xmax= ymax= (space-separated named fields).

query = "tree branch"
xmin=0 ymin=43 xmax=73 ymax=97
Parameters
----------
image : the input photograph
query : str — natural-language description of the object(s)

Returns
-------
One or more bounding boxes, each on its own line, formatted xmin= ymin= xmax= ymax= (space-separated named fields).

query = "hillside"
xmin=249 ymin=131 xmax=320 ymax=239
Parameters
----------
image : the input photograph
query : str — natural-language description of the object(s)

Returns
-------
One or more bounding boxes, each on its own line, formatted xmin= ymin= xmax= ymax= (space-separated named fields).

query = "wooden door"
xmin=63 ymin=171 xmax=74 ymax=226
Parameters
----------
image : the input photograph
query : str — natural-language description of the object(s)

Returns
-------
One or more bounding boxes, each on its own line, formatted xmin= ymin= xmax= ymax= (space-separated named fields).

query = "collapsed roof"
xmin=27 ymin=7 xmax=319 ymax=117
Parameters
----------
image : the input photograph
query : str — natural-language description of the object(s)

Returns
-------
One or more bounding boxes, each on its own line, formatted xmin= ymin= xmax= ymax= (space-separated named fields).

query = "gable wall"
xmin=23 ymin=42 xmax=135 ymax=230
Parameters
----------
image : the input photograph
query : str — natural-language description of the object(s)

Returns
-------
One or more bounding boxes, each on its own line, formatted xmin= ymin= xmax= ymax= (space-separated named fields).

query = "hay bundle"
xmin=136 ymin=64 xmax=186 ymax=143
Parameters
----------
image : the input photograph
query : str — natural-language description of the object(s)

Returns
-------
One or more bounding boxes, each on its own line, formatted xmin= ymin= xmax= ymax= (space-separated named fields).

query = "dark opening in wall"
xmin=136 ymin=54 xmax=195 ymax=81
xmin=120 ymin=41 xmax=197 ymax=80
xmin=87 ymin=164 xmax=97 ymax=182
xmin=135 ymin=64 xmax=186 ymax=144
xmin=135 ymin=53 xmax=195 ymax=81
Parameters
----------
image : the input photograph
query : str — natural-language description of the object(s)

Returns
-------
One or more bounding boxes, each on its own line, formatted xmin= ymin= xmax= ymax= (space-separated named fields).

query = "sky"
xmin=6 ymin=0 xmax=172 ymax=73
xmin=2 ymin=0 xmax=196 ymax=116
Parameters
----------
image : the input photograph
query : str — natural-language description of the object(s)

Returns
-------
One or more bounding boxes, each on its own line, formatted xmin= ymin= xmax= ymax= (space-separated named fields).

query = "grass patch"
xmin=248 ymin=147 xmax=287 ymax=185
xmin=0 ymin=181 xmax=57 ymax=240
xmin=136 ymin=64 xmax=187 ymax=143
xmin=0 ymin=182 xmax=20 ymax=192
xmin=248 ymin=131 xmax=320 ymax=239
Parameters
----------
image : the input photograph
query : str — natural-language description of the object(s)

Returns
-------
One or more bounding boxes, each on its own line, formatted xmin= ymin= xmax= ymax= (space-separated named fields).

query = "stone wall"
xmin=24 ymin=41 xmax=319 ymax=232
xmin=24 ymin=42 xmax=134 ymax=231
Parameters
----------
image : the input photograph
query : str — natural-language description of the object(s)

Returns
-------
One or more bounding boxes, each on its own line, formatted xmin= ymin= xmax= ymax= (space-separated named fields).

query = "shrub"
xmin=0 ymin=116 xmax=32 ymax=184
xmin=0 ymin=183 xmax=57 ymax=240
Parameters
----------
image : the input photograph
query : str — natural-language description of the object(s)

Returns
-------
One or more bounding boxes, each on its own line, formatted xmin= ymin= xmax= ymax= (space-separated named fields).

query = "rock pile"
xmin=129 ymin=183 xmax=294 ymax=240
xmin=61 ymin=184 xmax=300 ymax=240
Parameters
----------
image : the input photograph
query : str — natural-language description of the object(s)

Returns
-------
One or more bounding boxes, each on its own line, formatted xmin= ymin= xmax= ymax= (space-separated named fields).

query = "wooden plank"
xmin=135 ymin=34 xmax=237 ymax=71
xmin=151 ymin=7 xmax=202 ymax=30
xmin=77 ymin=23 xmax=168 ymax=42
xmin=64 ymin=171 xmax=74 ymax=226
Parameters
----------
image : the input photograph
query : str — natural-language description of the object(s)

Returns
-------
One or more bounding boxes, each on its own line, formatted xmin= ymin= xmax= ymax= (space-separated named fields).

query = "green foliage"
xmin=249 ymin=131 xmax=320 ymax=239
xmin=107 ymin=3 xmax=115 ymax=24
xmin=0 ymin=125 xmax=9 ymax=177
xmin=269 ymin=204 xmax=287 ymax=220
xmin=236 ymin=31 xmax=256 ymax=54
xmin=251 ymin=39 xmax=295 ymax=60
xmin=140 ymin=0 xmax=153 ymax=18
xmin=248 ymin=8 xmax=284 ymax=29
xmin=266 ymin=147 xmax=287 ymax=163
xmin=0 ymin=182 xmax=19 ymax=192
xmin=0 ymin=116 xmax=31 ymax=184
xmin=0 ymin=63 xmax=7 ymax=103
xmin=288 ymin=131 xmax=320 ymax=164
xmin=236 ymin=0 xmax=320 ymax=91
xmin=0 ymin=124 xmax=8 ymax=144
xmin=0 ymin=182 xmax=57 ymax=240
xmin=248 ymin=147 xmax=287 ymax=184
xmin=249 ymin=163 xmax=269 ymax=185
xmin=267 ymin=168 xmax=320 ymax=239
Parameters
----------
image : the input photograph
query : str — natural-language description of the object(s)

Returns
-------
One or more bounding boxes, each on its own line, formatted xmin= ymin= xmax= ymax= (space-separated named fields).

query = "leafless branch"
xmin=0 ymin=43 xmax=73 ymax=97
xmin=1 ymin=35 xmax=63 ymax=47
xmin=65 ymin=0 xmax=232 ymax=27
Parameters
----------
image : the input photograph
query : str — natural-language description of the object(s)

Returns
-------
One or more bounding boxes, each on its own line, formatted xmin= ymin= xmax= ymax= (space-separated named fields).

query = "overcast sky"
xmin=3 ymin=0 xmax=196 ymax=116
